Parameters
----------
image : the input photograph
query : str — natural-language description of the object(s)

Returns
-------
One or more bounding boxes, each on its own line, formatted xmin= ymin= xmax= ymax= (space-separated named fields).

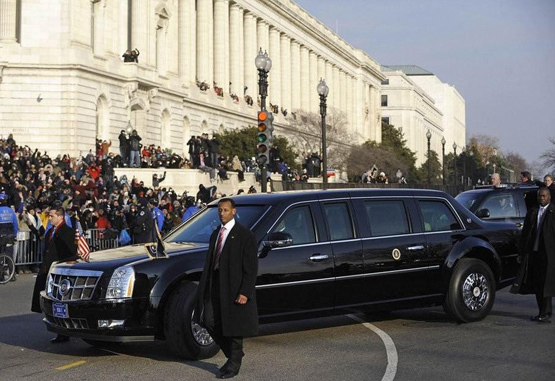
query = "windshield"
xmin=455 ymin=192 xmax=486 ymax=212
xmin=165 ymin=205 xmax=267 ymax=244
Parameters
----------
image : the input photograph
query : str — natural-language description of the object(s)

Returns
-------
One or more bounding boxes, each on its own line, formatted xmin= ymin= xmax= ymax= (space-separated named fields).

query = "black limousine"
xmin=41 ymin=189 xmax=520 ymax=359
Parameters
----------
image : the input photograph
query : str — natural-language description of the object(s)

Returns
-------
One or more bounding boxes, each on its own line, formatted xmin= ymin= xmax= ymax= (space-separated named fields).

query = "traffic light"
xmin=257 ymin=110 xmax=273 ymax=166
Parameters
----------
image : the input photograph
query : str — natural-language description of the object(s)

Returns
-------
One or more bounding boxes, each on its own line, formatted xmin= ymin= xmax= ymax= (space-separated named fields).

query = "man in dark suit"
xmin=511 ymin=188 xmax=555 ymax=323
xmin=31 ymin=207 xmax=78 ymax=342
xmin=194 ymin=198 xmax=258 ymax=379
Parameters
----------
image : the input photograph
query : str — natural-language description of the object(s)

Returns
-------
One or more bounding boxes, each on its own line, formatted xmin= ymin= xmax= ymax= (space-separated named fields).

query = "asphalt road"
xmin=0 ymin=274 xmax=554 ymax=381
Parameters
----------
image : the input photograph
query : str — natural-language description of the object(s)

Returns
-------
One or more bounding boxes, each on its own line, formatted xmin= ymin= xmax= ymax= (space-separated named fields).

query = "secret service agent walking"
xmin=511 ymin=188 xmax=555 ymax=323
xmin=31 ymin=207 xmax=78 ymax=342
xmin=194 ymin=198 xmax=258 ymax=379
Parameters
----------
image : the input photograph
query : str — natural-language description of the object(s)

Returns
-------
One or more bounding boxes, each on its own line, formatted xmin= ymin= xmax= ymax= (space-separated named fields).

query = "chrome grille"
xmin=49 ymin=316 xmax=90 ymax=329
xmin=47 ymin=269 xmax=103 ymax=301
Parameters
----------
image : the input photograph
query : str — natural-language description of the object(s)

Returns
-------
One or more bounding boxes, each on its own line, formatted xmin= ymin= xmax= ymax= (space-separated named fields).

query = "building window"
xmin=381 ymin=95 xmax=388 ymax=107
xmin=381 ymin=79 xmax=389 ymax=85
xmin=382 ymin=117 xmax=390 ymax=125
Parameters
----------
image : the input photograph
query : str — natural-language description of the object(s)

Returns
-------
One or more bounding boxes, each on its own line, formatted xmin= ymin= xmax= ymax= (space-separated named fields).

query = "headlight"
xmin=106 ymin=266 xmax=135 ymax=300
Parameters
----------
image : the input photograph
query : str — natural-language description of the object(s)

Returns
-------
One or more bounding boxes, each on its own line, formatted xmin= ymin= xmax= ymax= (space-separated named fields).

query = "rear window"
xmin=363 ymin=200 xmax=410 ymax=237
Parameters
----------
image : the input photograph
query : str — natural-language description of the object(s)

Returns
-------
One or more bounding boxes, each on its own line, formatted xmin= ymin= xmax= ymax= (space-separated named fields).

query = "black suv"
xmin=455 ymin=185 xmax=538 ymax=228
xmin=40 ymin=189 xmax=520 ymax=360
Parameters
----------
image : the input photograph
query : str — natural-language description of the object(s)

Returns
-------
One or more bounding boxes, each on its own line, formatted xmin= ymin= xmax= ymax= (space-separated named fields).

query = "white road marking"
xmin=347 ymin=314 xmax=398 ymax=381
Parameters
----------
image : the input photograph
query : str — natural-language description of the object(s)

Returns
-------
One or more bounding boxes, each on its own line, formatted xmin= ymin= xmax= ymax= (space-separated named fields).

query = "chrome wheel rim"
xmin=190 ymin=312 xmax=214 ymax=346
xmin=462 ymin=272 xmax=489 ymax=311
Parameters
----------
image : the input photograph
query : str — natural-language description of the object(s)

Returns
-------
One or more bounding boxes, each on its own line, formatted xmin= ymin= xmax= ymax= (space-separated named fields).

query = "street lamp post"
xmin=317 ymin=78 xmax=329 ymax=190
xmin=462 ymin=146 xmax=467 ymax=189
xmin=255 ymin=48 xmax=272 ymax=192
xmin=452 ymin=142 xmax=458 ymax=186
xmin=426 ymin=129 xmax=432 ymax=186
xmin=441 ymin=137 xmax=446 ymax=185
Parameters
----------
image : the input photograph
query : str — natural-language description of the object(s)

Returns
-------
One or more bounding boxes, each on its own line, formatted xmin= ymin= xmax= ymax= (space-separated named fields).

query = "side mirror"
xmin=476 ymin=208 xmax=490 ymax=219
xmin=264 ymin=232 xmax=293 ymax=248
xmin=258 ymin=232 xmax=293 ymax=258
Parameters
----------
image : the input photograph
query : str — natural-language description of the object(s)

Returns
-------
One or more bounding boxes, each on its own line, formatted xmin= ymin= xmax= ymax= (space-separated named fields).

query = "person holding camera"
xmin=129 ymin=130 xmax=142 ymax=168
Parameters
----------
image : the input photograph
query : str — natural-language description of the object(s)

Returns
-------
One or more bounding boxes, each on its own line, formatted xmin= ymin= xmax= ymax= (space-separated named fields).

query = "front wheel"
xmin=164 ymin=282 xmax=219 ymax=360
xmin=444 ymin=258 xmax=496 ymax=323
xmin=0 ymin=254 xmax=15 ymax=284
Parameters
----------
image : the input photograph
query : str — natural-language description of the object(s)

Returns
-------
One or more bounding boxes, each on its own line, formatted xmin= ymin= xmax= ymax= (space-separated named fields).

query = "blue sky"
xmin=294 ymin=0 xmax=555 ymax=168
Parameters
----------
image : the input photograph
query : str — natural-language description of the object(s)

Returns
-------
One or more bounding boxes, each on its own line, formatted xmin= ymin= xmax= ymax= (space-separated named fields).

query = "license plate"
xmin=53 ymin=303 xmax=69 ymax=318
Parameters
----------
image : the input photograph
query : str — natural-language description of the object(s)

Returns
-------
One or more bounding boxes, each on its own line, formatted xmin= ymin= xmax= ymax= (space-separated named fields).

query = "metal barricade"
xmin=15 ymin=232 xmax=43 ymax=266
xmin=85 ymin=228 xmax=120 ymax=252
xmin=13 ymin=228 xmax=129 ymax=267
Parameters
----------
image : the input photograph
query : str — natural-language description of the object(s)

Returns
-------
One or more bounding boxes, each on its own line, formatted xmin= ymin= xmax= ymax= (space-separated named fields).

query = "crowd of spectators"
xmin=0 ymin=134 xmax=256 ymax=262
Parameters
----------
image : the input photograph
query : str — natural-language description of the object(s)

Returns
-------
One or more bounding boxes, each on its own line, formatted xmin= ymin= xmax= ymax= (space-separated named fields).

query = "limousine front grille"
xmin=47 ymin=269 xmax=103 ymax=301
xmin=49 ymin=316 xmax=90 ymax=330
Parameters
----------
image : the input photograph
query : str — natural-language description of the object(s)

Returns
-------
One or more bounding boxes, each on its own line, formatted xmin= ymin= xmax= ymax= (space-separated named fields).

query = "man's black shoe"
xmin=531 ymin=315 xmax=541 ymax=321
xmin=219 ymin=361 xmax=231 ymax=373
xmin=50 ymin=335 xmax=70 ymax=343
xmin=537 ymin=315 xmax=551 ymax=323
xmin=217 ymin=369 xmax=238 ymax=379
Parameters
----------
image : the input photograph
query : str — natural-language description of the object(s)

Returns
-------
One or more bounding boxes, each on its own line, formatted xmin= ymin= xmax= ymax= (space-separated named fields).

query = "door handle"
xmin=406 ymin=245 xmax=424 ymax=251
xmin=309 ymin=254 xmax=329 ymax=262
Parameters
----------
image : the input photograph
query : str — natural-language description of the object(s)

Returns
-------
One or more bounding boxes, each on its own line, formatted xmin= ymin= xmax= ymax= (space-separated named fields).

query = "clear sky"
xmin=294 ymin=0 xmax=555 ymax=167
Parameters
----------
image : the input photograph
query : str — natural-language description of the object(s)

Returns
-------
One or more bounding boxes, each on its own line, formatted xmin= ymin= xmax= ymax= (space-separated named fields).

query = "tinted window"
xmin=271 ymin=205 xmax=316 ymax=245
xmin=419 ymin=200 xmax=462 ymax=232
xmin=166 ymin=205 xmax=265 ymax=244
xmin=363 ymin=200 xmax=410 ymax=237
xmin=323 ymin=203 xmax=354 ymax=241
xmin=481 ymin=194 xmax=517 ymax=218
xmin=455 ymin=192 xmax=485 ymax=212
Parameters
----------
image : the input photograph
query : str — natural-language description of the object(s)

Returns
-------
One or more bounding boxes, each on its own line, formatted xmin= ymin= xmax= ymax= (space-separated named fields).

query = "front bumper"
xmin=40 ymin=291 xmax=156 ymax=342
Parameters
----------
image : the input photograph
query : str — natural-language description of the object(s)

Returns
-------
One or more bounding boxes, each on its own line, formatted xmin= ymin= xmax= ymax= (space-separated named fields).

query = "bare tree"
xmin=540 ymin=137 xmax=555 ymax=172
xmin=505 ymin=151 xmax=529 ymax=180
xmin=286 ymin=108 xmax=358 ymax=169
xmin=468 ymin=134 xmax=500 ymax=165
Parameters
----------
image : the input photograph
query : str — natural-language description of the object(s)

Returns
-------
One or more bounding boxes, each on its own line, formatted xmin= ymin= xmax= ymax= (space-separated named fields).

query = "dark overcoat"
xmin=194 ymin=222 xmax=258 ymax=337
xmin=510 ymin=203 xmax=555 ymax=296
xmin=31 ymin=222 xmax=78 ymax=312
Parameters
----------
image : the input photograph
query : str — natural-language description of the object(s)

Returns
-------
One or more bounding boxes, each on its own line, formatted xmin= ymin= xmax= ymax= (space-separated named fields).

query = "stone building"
xmin=0 ymin=0 xmax=385 ymax=159
xmin=380 ymin=65 xmax=466 ymax=166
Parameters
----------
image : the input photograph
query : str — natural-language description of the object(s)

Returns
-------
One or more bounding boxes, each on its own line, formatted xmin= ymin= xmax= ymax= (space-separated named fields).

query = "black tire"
xmin=0 ymin=254 xmax=15 ymax=284
xmin=444 ymin=258 xmax=496 ymax=323
xmin=164 ymin=282 xmax=219 ymax=360
xmin=82 ymin=339 xmax=123 ymax=348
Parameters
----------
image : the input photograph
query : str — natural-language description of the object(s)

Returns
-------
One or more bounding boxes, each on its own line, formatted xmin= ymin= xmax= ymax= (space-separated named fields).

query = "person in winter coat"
xmin=511 ymin=188 xmax=555 ymax=323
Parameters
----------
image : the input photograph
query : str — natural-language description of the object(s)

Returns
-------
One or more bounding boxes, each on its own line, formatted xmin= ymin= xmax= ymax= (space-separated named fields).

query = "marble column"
xmin=196 ymin=0 xmax=213 ymax=84
xmin=334 ymin=67 xmax=341 ymax=113
xmin=213 ymin=0 xmax=229 ymax=91
xmin=325 ymin=61 xmax=334 ymax=110
xmin=317 ymin=56 xmax=326 ymax=83
xmin=309 ymin=51 xmax=318 ymax=113
xmin=0 ymin=0 xmax=17 ymax=43
xmin=178 ymin=0 xmax=193 ymax=83
xmin=346 ymin=75 xmax=354 ymax=130
xmin=243 ymin=12 xmax=257 ymax=101
xmin=290 ymin=41 xmax=301 ymax=111
xmin=188 ymin=0 xmax=196 ymax=84
xmin=256 ymin=19 xmax=269 ymax=52
xmin=280 ymin=34 xmax=291 ymax=113
xmin=229 ymin=4 xmax=243 ymax=96
xmin=269 ymin=27 xmax=281 ymax=108
xmin=300 ymin=46 xmax=310 ymax=111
